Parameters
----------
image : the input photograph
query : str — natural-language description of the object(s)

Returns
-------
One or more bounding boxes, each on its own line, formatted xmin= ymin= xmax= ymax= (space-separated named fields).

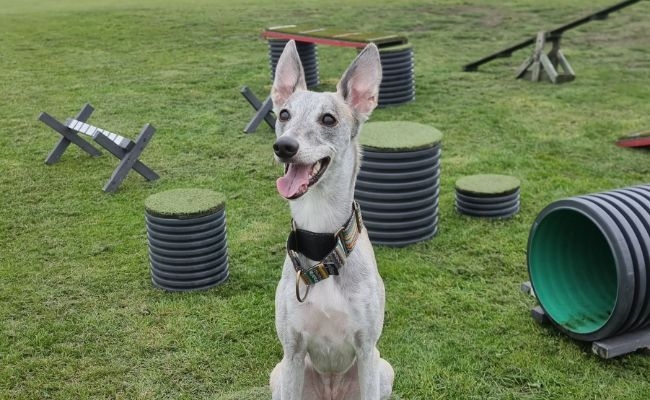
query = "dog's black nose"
xmin=273 ymin=136 xmax=299 ymax=159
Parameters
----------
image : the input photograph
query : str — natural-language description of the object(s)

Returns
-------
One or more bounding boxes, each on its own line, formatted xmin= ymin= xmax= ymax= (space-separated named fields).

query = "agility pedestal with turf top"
xmin=455 ymin=174 xmax=521 ymax=219
xmin=355 ymin=121 xmax=442 ymax=247
xmin=145 ymin=189 xmax=229 ymax=292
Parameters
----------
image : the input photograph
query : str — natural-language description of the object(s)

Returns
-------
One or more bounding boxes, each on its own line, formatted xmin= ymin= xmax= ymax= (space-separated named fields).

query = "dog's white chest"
xmin=297 ymin=280 xmax=358 ymax=373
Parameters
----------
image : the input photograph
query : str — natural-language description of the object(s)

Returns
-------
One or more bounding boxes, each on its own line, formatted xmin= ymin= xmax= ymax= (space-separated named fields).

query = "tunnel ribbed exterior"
xmin=527 ymin=184 xmax=650 ymax=341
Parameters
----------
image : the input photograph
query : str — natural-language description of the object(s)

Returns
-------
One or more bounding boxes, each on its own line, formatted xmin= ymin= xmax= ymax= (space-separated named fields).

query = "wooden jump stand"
xmin=515 ymin=31 xmax=575 ymax=84
xmin=521 ymin=282 xmax=650 ymax=359
xmin=463 ymin=0 xmax=641 ymax=83
xmin=39 ymin=103 xmax=159 ymax=193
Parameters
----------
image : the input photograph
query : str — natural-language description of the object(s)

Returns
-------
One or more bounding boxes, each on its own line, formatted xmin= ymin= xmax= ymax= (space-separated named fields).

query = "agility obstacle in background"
xmin=242 ymin=25 xmax=415 ymax=133
xmin=525 ymin=184 xmax=650 ymax=358
xmin=616 ymin=131 xmax=650 ymax=149
xmin=354 ymin=121 xmax=442 ymax=247
xmin=463 ymin=0 xmax=641 ymax=83
xmin=145 ymin=189 xmax=229 ymax=292
xmin=39 ymin=103 xmax=159 ymax=192
xmin=455 ymin=174 xmax=521 ymax=219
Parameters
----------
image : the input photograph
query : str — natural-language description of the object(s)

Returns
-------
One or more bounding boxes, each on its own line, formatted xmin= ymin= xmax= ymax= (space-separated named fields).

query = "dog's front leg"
xmin=280 ymin=331 xmax=307 ymax=400
xmin=280 ymin=354 xmax=305 ymax=399
xmin=357 ymin=346 xmax=381 ymax=399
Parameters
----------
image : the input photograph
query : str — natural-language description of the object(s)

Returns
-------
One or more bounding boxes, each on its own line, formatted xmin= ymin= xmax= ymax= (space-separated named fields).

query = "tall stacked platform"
xmin=355 ymin=121 xmax=442 ymax=247
xmin=378 ymin=44 xmax=415 ymax=106
xmin=268 ymin=39 xmax=319 ymax=88
xmin=455 ymin=174 xmax=521 ymax=218
xmin=145 ymin=189 xmax=229 ymax=291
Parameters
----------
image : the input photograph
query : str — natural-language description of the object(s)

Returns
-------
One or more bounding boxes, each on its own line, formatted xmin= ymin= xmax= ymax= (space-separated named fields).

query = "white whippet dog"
xmin=269 ymin=40 xmax=394 ymax=400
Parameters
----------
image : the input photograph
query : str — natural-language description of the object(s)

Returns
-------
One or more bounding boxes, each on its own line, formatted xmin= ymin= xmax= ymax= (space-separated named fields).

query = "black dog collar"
xmin=286 ymin=202 xmax=364 ymax=301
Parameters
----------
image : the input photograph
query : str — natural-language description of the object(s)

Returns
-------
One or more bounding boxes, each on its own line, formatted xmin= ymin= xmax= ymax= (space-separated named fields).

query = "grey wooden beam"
xmin=241 ymin=86 xmax=276 ymax=133
xmin=592 ymin=329 xmax=650 ymax=359
xmin=41 ymin=103 xmax=101 ymax=164
xmin=94 ymin=124 xmax=159 ymax=193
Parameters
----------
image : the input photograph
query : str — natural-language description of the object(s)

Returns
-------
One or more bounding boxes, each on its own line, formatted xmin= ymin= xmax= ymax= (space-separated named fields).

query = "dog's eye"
xmin=278 ymin=109 xmax=290 ymax=122
xmin=321 ymin=113 xmax=337 ymax=127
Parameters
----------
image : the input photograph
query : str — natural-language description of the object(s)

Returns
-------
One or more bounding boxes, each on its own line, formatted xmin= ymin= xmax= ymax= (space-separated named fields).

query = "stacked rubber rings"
xmin=455 ymin=174 xmax=521 ymax=219
xmin=268 ymin=39 xmax=319 ymax=88
xmin=528 ymin=184 xmax=650 ymax=341
xmin=145 ymin=189 xmax=229 ymax=292
xmin=355 ymin=121 xmax=442 ymax=247
xmin=378 ymin=43 xmax=415 ymax=107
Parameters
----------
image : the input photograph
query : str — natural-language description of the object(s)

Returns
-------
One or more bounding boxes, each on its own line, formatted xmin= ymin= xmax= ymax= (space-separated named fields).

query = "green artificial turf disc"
xmin=455 ymin=174 xmax=520 ymax=197
xmin=359 ymin=121 xmax=443 ymax=152
xmin=145 ymin=188 xmax=226 ymax=219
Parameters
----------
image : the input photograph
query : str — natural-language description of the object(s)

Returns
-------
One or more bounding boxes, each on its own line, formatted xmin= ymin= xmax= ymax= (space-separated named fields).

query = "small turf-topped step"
xmin=359 ymin=121 xmax=443 ymax=152
xmin=455 ymin=174 xmax=520 ymax=197
xmin=455 ymin=174 xmax=520 ymax=219
xmin=145 ymin=188 xmax=226 ymax=219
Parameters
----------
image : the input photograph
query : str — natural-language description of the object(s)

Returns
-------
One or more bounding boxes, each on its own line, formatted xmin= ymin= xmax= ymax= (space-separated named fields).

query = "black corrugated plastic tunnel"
xmin=527 ymin=185 xmax=650 ymax=341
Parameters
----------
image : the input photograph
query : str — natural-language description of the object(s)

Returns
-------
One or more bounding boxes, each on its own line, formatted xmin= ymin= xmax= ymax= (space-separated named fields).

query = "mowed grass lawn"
xmin=2 ymin=0 xmax=650 ymax=398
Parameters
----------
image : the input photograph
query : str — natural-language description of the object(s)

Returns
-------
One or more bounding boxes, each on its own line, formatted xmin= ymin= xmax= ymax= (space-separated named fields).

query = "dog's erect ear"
xmin=271 ymin=40 xmax=307 ymax=108
xmin=337 ymin=43 xmax=382 ymax=118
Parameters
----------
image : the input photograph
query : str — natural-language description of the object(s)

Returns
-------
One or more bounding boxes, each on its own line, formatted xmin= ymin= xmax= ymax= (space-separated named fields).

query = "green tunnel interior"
xmin=528 ymin=208 xmax=618 ymax=334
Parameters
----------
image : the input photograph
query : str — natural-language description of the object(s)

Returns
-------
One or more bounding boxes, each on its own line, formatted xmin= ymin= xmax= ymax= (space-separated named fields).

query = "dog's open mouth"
xmin=276 ymin=157 xmax=331 ymax=200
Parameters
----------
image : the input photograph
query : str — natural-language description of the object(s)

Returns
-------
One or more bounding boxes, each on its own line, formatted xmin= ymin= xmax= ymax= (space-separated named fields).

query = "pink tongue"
xmin=276 ymin=164 xmax=311 ymax=199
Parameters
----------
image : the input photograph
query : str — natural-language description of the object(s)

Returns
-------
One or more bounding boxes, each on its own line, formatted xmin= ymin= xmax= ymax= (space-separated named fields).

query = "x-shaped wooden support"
xmin=40 ymin=103 xmax=102 ymax=164
xmin=240 ymin=86 xmax=276 ymax=133
xmin=39 ymin=103 xmax=159 ymax=192
xmin=94 ymin=123 xmax=159 ymax=193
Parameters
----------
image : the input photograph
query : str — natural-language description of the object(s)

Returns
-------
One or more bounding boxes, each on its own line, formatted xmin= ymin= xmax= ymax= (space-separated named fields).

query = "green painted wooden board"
xmin=264 ymin=25 xmax=407 ymax=48
xmin=379 ymin=43 xmax=413 ymax=53
xmin=455 ymin=174 xmax=520 ymax=196
xmin=145 ymin=188 xmax=226 ymax=219
xmin=359 ymin=121 xmax=443 ymax=151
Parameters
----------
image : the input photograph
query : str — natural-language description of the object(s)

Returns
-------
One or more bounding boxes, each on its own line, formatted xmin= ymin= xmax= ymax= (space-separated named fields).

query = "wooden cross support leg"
xmin=240 ymin=86 xmax=276 ymax=133
xmin=93 ymin=124 xmax=159 ymax=193
xmin=40 ymin=103 xmax=102 ymax=164
xmin=515 ymin=31 xmax=575 ymax=84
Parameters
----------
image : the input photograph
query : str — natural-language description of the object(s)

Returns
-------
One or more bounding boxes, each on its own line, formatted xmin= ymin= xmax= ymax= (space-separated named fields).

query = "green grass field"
xmin=2 ymin=0 xmax=650 ymax=398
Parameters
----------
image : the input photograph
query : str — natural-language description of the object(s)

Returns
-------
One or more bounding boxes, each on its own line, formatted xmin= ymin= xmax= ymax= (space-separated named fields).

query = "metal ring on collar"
xmin=295 ymin=270 xmax=311 ymax=303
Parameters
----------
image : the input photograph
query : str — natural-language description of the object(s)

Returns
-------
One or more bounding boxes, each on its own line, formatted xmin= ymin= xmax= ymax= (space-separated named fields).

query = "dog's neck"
xmin=288 ymin=145 xmax=359 ymax=234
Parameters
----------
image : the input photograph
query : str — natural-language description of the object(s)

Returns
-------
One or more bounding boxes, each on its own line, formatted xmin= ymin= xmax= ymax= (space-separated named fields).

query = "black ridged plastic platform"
xmin=378 ymin=44 xmax=415 ymax=107
xmin=355 ymin=122 xmax=442 ymax=246
xmin=144 ymin=189 xmax=229 ymax=291
xmin=455 ymin=174 xmax=521 ymax=219
xmin=269 ymin=39 xmax=319 ymax=88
